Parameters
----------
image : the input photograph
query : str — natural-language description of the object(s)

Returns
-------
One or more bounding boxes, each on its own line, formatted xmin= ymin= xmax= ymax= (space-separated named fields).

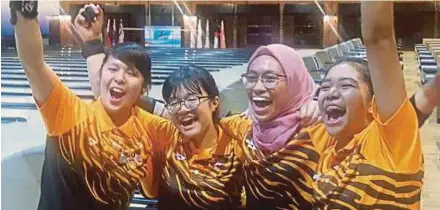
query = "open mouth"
xmin=325 ymin=105 xmax=346 ymax=124
xmin=252 ymin=96 xmax=272 ymax=108
xmin=110 ymin=87 xmax=126 ymax=100
xmin=179 ymin=116 xmax=198 ymax=127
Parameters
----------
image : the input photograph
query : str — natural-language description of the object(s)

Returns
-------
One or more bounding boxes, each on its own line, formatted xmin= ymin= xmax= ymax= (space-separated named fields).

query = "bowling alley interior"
xmin=1 ymin=1 xmax=440 ymax=209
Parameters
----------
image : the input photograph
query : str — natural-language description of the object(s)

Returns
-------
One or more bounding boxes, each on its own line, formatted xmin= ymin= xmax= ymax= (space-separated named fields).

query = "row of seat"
xmin=416 ymin=39 xmax=440 ymax=84
xmin=302 ymin=38 xmax=404 ymax=84
xmin=415 ymin=38 xmax=440 ymax=124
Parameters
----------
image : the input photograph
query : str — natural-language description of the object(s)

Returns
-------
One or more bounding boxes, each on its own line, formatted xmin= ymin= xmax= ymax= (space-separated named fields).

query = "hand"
xmin=299 ymin=100 xmax=322 ymax=127
xmin=239 ymin=109 xmax=250 ymax=119
xmin=10 ymin=1 xmax=39 ymax=25
xmin=74 ymin=4 xmax=104 ymax=42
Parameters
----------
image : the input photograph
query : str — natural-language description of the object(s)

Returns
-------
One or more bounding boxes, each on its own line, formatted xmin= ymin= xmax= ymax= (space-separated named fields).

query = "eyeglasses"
xmin=241 ymin=72 xmax=286 ymax=89
xmin=165 ymin=96 xmax=210 ymax=114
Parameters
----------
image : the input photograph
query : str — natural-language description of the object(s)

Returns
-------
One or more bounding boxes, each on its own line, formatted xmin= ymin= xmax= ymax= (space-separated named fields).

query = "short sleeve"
xmin=303 ymin=124 xmax=334 ymax=155
xmin=370 ymin=97 xmax=422 ymax=170
xmin=141 ymin=113 xmax=177 ymax=154
xmin=38 ymin=77 xmax=91 ymax=136
xmin=218 ymin=115 xmax=252 ymax=142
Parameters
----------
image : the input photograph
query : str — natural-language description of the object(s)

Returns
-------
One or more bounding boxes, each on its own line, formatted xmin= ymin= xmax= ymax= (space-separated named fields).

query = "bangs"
xmin=114 ymin=49 xmax=149 ymax=75
xmin=103 ymin=42 xmax=152 ymax=89
xmin=170 ymin=79 xmax=203 ymax=100
xmin=162 ymin=69 xmax=205 ymax=102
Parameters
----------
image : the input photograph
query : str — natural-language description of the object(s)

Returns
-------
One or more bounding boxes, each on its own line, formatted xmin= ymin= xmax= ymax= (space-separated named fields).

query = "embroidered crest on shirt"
xmin=175 ymin=152 xmax=187 ymax=161
xmin=245 ymin=139 xmax=257 ymax=150
xmin=119 ymin=149 xmax=143 ymax=170
xmin=88 ymin=138 xmax=98 ymax=146
xmin=313 ymin=173 xmax=322 ymax=181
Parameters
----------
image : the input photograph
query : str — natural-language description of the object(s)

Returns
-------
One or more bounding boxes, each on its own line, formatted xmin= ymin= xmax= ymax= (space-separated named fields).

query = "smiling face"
xmin=168 ymin=85 xmax=219 ymax=139
xmin=318 ymin=63 xmax=373 ymax=140
xmin=246 ymin=55 xmax=289 ymax=122
xmin=100 ymin=55 xmax=145 ymax=116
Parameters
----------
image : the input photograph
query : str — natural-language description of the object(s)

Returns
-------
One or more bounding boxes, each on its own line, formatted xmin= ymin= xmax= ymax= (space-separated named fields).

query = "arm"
xmin=14 ymin=8 xmax=57 ymax=105
xmin=73 ymin=4 xmax=105 ymax=98
xmin=362 ymin=2 xmax=422 ymax=169
xmin=12 ymin=2 xmax=90 ymax=135
xmin=361 ymin=2 xmax=406 ymax=121
xmin=410 ymin=72 xmax=440 ymax=127
xmin=218 ymin=115 xmax=252 ymax=141
xmin=86 ymin=53 xmax=105 ymax=98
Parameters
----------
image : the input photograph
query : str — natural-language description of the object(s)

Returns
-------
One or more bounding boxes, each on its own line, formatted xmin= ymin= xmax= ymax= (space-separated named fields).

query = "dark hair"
xmin=162 ymin=64 xmax=220 ymax=121
xmin=325 ymin=57 xmax=373 ymax=96
xmin=100 ymin=42 xmax=152 ymax=89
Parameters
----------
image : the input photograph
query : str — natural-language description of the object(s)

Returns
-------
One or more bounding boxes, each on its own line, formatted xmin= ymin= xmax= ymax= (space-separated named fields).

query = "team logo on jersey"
xmin=119 ymin=149 xmax=143 ymax=170
xmin=88 ymin=138 xmax=98 ymax=146
xmin=313 ymin=173 xmax=322 ymax=181
xmin=175 ymin=152 xmax=187 ymax=161
xmin=245 ymin=139 xmax=257 ymax=150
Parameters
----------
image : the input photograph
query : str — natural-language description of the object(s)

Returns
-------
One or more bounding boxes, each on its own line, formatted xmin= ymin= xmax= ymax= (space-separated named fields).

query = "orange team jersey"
xmin=308 ymin=97 xmax=423 ymax=209
xmin=219 ymin=115 xmax=330 ymax=209
xmin=38 ymin=78 xmax=174 ymax=208
xmin=154 ymin=124 xmax=244 ymax=209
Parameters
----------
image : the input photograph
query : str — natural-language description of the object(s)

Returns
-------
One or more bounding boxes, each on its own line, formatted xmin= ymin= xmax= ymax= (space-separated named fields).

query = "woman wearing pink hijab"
xmin=220 ymin=44 xmax=323 ymax=209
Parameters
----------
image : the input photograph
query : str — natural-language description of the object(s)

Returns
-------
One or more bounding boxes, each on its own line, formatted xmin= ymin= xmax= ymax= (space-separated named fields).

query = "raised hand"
xmin=74 ymin=4 xmax=104 ymax=42
xmin=9 ymin=0 xmax=39 ymax=25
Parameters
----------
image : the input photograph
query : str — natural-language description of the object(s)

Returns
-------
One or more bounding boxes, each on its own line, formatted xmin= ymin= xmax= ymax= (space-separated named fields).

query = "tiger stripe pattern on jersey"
xmin=242 ymin=130 xmax=320 ymax=209
xmin=56 ymin=115 xmax=154 ymax=207
xmin=313 ymin=146 xmax=424 ymax=210
xmin=157 ymin=131 xmax=243 ymax=210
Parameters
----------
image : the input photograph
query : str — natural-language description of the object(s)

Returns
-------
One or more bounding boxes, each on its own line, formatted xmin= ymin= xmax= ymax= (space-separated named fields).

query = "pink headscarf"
xmin=247 ymin=44 xmax=317 ymax=154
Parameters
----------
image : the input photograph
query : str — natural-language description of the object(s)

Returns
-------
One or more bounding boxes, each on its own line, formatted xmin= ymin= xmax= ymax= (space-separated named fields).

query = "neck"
xmin=334 ymin=134 xmax=353 ymax=151
xmin=109 ymin=108 xmax=132 ymax=127
xmin=190 ymin=123 xmax=218 ymax=150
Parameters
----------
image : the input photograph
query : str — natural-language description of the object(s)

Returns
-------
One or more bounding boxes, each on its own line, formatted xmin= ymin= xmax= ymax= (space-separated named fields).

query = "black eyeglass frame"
xmin=241 ymin=72 xmax=287 ymax=89
xmin=165 ymin=96 xmax=211 ymax=113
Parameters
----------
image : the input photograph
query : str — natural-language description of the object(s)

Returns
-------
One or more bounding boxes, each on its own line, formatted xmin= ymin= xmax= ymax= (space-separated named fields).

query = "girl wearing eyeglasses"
xmin=220 ymin=44 xmax=323 ymax=209
xmin=154 ymin=65 xmax=246 ymax=209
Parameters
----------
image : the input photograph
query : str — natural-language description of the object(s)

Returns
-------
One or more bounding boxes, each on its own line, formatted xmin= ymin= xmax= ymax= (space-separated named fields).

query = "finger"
xmin=77 ymin=7 xmax=86 ymax=18
xmin=310 ymin=116 xmax=322 ymax=126
xmin=76 ymin=13 xmax=86 ymax=23
xmin=303 ymin=105 xmax=312 ymax=122
xmin=299 ymin=104 xmax=308 ymax=119
xmin=306 ymin=105 xmax=318 ymax=124
xmin=76 ymin=17 xmax=88 ymax=28
xmin=88 ymin=4 xmax=100 ymax=14
xmin=310 ymin=106 xmax=322 ymax=125
xmin=97 ymin=7 xmax=104 ymax=20
xmin=75 ymin=14 xmax=86 ymax=26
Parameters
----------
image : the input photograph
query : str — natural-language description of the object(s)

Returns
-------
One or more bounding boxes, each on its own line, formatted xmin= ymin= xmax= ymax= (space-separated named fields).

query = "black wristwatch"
xmin=81 ymin=39 xmax=104 ymax=59
xmin=10 ymin=1 xmax=39 ymax=25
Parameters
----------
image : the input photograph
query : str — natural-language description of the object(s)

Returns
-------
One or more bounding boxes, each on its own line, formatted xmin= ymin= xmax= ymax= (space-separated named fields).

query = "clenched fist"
xmin=74 ymin=4 xmax=104 ymax=42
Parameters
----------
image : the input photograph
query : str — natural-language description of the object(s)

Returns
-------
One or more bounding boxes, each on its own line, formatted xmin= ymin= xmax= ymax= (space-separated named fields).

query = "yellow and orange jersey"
xmin=309 ymin=98 xmax=423 ymax=209
xmin=38 ymin=78 xmax=174 ymax=207
xmin=154 ymin=125 xmax=244 ymax=209
xmin=220 ymin=115 xmax=322 ymax=209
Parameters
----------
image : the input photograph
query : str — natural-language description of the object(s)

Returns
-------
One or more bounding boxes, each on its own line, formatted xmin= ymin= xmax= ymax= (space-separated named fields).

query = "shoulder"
xmin=300 ymin=124 xmax=335 ymax=155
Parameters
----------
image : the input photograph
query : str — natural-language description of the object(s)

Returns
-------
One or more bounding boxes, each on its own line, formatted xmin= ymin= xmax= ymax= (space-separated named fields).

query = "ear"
xmin=210 ymin=96 xmax=220 ymax=111
xmin=141 ymin=88 xmax=147 ymax=96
